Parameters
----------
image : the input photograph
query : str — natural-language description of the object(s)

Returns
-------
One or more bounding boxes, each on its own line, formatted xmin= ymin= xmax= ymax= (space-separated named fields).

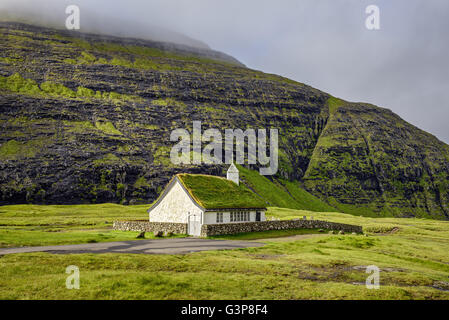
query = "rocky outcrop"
xmin=0 ymin=22 xmax=326 ymax=206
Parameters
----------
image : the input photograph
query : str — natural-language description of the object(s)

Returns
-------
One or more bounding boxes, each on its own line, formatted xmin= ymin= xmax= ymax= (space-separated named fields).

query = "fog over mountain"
xmin=0 ymin=0 xmax=210 ymax=49
xmin=1 ymin=0 xmax=448 ymax=143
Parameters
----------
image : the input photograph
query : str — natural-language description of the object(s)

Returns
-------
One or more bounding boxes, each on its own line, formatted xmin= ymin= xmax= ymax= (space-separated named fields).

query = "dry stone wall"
xmin=113 ymin=220 xmax=187 ymax=234
xmin=200 ymin=219 xmax=363 ymax=237
xmin=113 ymin=219 xmax=362 ymax=237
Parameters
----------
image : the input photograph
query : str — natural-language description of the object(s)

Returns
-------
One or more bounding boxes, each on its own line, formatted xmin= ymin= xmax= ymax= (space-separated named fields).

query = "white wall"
xmin=203 ymin=212 xmax=218 ymax=224
xmin=227 ymin=172 xmax=239 ymax=185
xmin=149 ymin=180 xmax=203 ymax=223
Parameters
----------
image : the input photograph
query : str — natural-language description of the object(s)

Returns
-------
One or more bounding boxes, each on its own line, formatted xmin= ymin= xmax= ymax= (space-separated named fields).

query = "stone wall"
xmin=200 ymin=219 xmax=363 ymax=237
xmin=113 ymin=220 xmax=187 ymax=234
xmin=113 ymin=219 xmax=363 ymax=237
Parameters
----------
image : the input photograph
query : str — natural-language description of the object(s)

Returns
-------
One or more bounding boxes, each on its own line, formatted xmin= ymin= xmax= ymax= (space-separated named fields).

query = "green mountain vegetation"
xmin=237 ymin=164 xmax=336 ymax=212
xmin=0 ymin=22 xmax=448 ymax=219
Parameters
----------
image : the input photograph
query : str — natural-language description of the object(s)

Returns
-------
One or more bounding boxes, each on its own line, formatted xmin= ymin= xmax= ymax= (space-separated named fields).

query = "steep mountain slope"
xmin=237 ymin=164 xmax=336 ymax=212
xmin=0 ymin=22 xmax=448 ymax=219
xmin=304 ymin=99 xmax=449 ymax=219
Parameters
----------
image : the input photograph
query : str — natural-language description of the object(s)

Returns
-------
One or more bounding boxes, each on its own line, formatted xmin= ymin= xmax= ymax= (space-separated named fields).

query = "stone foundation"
xmin=200 ymin=219 xmax=363 ymax=237
xmin=113 ymin=220 xmax=187 ymax=234
xmin=113 ymin=219 xmax=362 ymax=237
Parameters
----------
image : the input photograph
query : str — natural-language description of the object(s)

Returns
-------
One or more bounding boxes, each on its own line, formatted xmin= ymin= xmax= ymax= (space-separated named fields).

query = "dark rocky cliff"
xmin=1 ymin=22 xmax=448 ymax=219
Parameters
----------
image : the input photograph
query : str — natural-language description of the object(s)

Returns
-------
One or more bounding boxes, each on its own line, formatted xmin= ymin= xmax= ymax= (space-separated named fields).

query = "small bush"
xmin=40 ymin=82 xmax=76 ymax=98
xmin=110 ymin=57 xmax=134 ymax=68
xmin=95 ymin=121 xmax=123 ymax=136
xmin=365 ymin=226 xmax=398 ymax=234
xmin=0 ymin=73 xmax=41 ymax=95
xmin=77 ymin=86 xmax=95 ymax=97
xmin=79 ymin=51 xmax=96 ymax=64
xmin=63 ymin=58 xmax=77 ymax=65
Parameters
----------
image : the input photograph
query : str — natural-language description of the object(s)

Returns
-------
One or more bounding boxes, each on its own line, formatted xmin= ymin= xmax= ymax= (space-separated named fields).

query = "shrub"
xmin=40 ymin=82 xmax=76 ymax=98
xmin=95 ymin=121 xmax=123 ymax=136
xmin=364 ymin=225 xmax=398 ymax=234
xmin=63 ymin=58 xmax=77 ymax=65
xmin=79 ymin=51 xmax=96 ymax=64
xmin=110 ymin=57 xmax=134 ymax=68
xmin=0 ymin=73 xmax=41 ymax=95
xmin=76 ymin=86 xmax=95 ymax=97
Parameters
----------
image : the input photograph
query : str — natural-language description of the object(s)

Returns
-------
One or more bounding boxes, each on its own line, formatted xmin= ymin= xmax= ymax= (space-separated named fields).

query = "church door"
xmin=188 ymin=213 xmax=201 ymax=236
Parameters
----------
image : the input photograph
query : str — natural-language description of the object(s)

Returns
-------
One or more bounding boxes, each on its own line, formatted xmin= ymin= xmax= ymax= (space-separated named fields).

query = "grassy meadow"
xmin=0 ymin=204 xmax=169 ymax=247
xmin=0 ymin=204 xmax=448 ymax=299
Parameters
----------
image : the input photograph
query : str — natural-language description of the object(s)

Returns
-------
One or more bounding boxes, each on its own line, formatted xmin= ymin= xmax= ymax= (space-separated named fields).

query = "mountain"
xmin=1 ymin=22 xmax=448 ymax=219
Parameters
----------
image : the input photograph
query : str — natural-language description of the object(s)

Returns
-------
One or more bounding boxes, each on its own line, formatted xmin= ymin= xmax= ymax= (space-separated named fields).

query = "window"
xmin=230 ymin=211 xmax=250 ymax=222
xmin=216 ymin=212 xmax=223 ymax=223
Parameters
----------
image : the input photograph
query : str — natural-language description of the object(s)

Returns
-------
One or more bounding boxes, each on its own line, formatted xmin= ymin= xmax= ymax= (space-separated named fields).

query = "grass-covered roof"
xmin=176 ymin=174 xmax=267 ymax=210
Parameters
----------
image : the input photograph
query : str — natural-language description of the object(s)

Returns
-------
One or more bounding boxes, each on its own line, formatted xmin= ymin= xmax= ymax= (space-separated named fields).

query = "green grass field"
xmin=209 ymin=228 xmax=326 ymax=241
xmin=0 ymin=204 xmax=448 ymax=299
xmin=0 ymin=204 xmax=182 ymax=247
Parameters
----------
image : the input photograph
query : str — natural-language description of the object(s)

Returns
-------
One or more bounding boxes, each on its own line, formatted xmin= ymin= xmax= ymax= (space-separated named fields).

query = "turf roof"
xmin=176 ymin=174 xmax=267 ymax=210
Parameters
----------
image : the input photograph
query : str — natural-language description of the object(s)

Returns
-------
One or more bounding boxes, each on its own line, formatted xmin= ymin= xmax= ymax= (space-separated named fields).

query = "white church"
xmin=147 ymin=164 xmax=267 ymax=236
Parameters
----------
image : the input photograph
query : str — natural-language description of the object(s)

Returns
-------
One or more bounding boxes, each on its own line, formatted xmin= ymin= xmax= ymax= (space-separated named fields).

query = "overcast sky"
xmin=1 ymin=0 xmax=449 ymax=143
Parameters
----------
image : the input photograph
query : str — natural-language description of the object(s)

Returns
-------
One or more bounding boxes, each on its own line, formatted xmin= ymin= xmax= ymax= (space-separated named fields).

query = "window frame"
xmin=230 ymin=211 xmax=252 ymax=223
